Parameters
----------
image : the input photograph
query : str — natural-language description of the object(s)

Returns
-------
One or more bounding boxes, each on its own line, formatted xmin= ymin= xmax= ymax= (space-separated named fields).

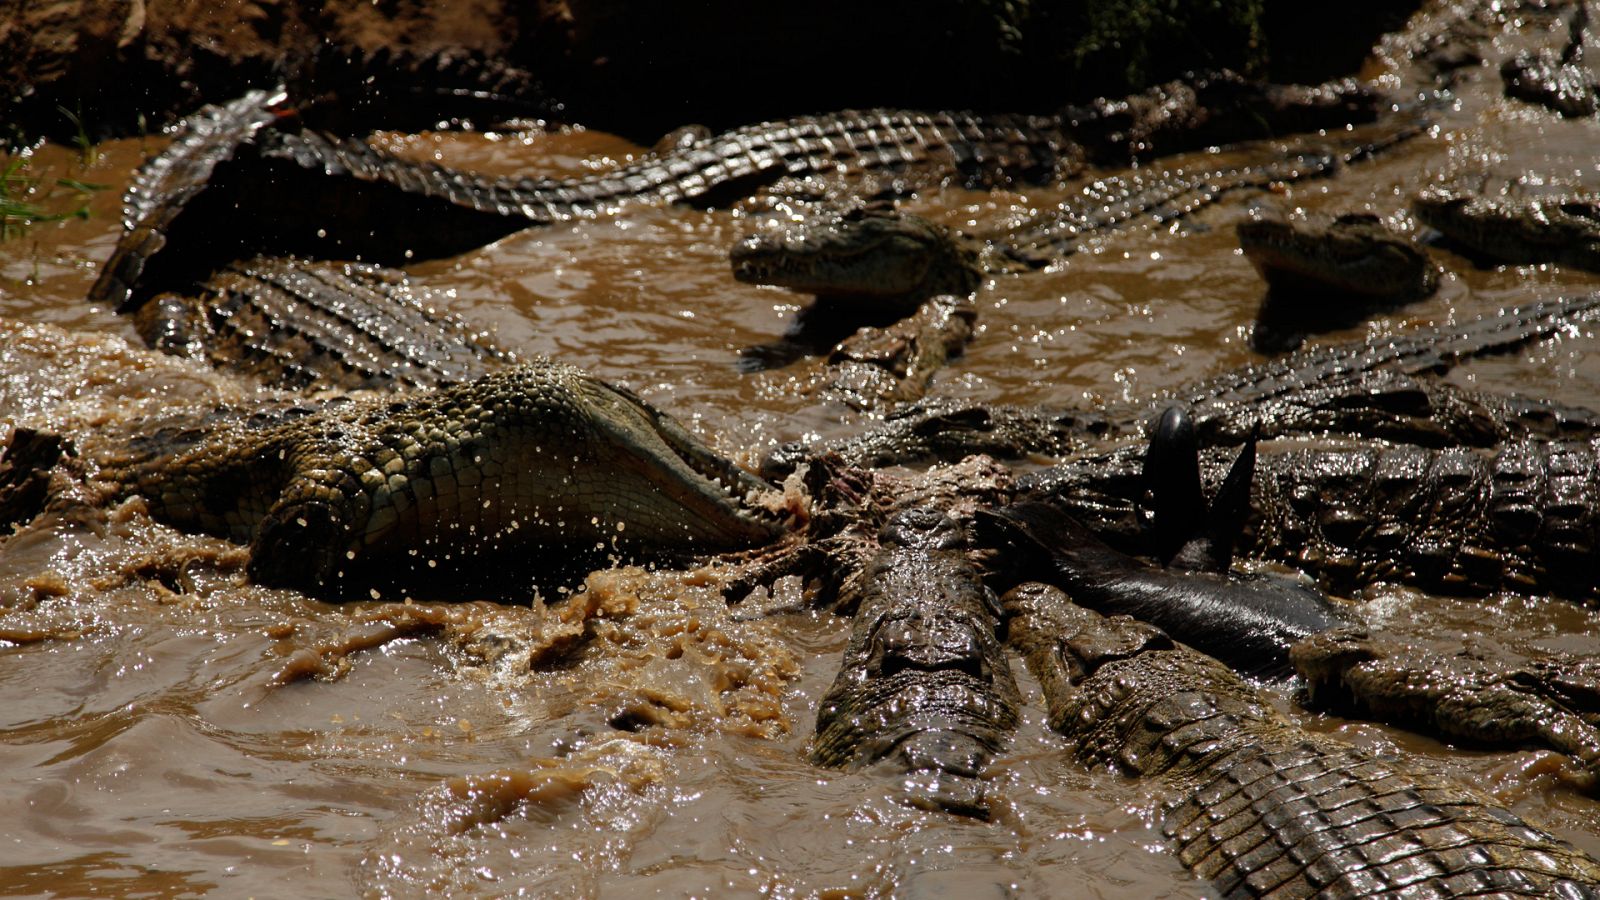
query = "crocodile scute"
xmin=810 ymin=508 xmax=1019 ymax=818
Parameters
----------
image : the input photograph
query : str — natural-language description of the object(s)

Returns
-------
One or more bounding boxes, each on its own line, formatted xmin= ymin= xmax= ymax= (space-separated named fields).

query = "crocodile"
xmin=1413 ymin=187 xmax=1600 ymax=272
xmin=135 ymin=256 xmax=513 ymax=392
xmin=90 ymin=361 xmax=784 ymax=599
xmin=1500 ymin=0 xmax=1597 ymax=117
xmin=731 ymin=199 xmax=983 ymax=319
xmin=1004 ymin=580 xmax=1600 ymax=898
xmin=91 ymin=72 xmax=1382 ymax=311
xmin=723 ymin=127 xmax=1424 ymax=391
xmin=762 ymin=292 xmax=1600 ymax=476
xmin=811 ymin=507 xmax=1019 ymax=818
xmin=731 ymin=198 xmax=982 ymax=409
xmin=88 ymin=90 xmax=1074 ymax=313
xmin=1292 ymin=628 xmax=1600 ymax=793
xmin=1238 ymin=210 xmax=1440 ymax=351
xmin=1022 ymin=432 xmax=1600 ymax=602
xmin=1242 ymin=215 xmax=1409 ymax=289
xmin=1001 ymin=122 xmax=1425 ymax=268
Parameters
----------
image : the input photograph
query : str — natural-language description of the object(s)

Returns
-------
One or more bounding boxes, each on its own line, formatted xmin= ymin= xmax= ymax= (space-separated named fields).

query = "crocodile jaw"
xmin=573 ymin=376 xmax=784 ymax=549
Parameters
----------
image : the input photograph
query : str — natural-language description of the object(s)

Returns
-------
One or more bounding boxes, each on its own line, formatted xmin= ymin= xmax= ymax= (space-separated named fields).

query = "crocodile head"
xmin=102 ymin=361 xmax=787 ymax=599
xmin=556 ymin=367 xmax=789 ymax=549
xmin=1287 ymin=627 xmax=1386 ymax=707
xmin=1411 ymin=186 xmax=1496 ymax=247
xmin=1002 ymin=581 xmax=1274 ymax=775
xmin=1001 ymin=581 xmax=1172 ymax=689
xmin=1414 ymin=187 xmax=1600 ymax=266
xmin=1237 ymin=211 xmax=1439 ymax=302
xmin=730 ymin=204 xmax=981 ymax=309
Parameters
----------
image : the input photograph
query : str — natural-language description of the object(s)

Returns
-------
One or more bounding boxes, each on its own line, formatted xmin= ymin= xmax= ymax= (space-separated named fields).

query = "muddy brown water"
xmin=4 ymin=12 xmax=1600 ymax=899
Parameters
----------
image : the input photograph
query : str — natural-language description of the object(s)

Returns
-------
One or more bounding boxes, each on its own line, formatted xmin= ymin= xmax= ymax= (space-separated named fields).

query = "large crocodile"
xmin=1414 ymin=187 xmax=1600 ymax=272
xmin=1023 ymin=432 xmax=1600 ymax=602
xmin=1004 ymin=580 xmax=1600 ymax=897
xmin=90 ymin=361 xmax=784 ymax=599
xmin=762 ymin=293 xmax=1600 ymax=476
xmin=91 ymin=72 xmax=1381 ymax=312
xmin=810 ymin=507 xmax=1018 ymax=818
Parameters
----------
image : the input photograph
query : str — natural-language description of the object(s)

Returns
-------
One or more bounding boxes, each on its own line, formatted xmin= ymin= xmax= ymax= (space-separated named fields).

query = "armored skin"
xmin=732 ymin=200 xmax=982 ymax=410
xmin=811 ymin=508 xmax=1019 ymax=818
xmin=93 ymin=362 xmax=783 ymax=599
xmin=765 ymin=293 xmax=1600 ymax=475
xmin=136 ymin=256 xmax=513 ymax=393
xmin=1414 ymin=189 xmax=1600 ymax=273
xmin=1237 ymin=212 xmax=1438 ymax=303
xmin=1292 ymin=628 xmax=1600 ymax=792
xmin=1005 ymin=582 xmax=1600 ymax=898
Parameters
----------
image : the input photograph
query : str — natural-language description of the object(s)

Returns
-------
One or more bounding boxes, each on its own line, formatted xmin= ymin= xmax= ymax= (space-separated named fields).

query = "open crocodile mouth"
xmin=577 ymin=377 xmax=787 ymax=545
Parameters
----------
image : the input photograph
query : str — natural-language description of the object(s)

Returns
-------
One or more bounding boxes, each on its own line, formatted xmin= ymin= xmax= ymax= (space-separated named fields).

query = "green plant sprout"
xmin=1 ymin=154 xmax=108 ymax=241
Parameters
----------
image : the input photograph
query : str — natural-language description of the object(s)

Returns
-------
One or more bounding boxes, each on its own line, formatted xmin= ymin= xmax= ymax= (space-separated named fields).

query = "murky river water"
xmin=3 ymin=5 xmax=1600 ymax=897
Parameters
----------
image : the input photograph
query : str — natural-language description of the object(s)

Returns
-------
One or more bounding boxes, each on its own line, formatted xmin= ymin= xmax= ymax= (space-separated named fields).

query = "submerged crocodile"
xmin=724 ymin=123 xmax=1425 ymax=388
xmin=1414 ymin=187 xmax=1600 ymax=272
xmin=1500 ymin=0 xmax=1597 ymax=118
xmin=92 ymin=72 xmax=1381 ymax=312
xmin=136 ymin=256 xmax=512 ymax=392
xmin=91 ymin=362 xmax=783 ymax=599
xmin=1238 ymin=210 xmax=1440 ymax=351
xmin=763 ymin=292 xmax=1600 ymax=476
xmin=1236 ymin=213 xmax=1438 ymax=294
xmin=1005 ymin=581 xmax=1600 ymax=897
xmin=811 ymin=507 xmax=1018 ymax=818
xmin=1001 ymin=122 xmax=1425 ymax=268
